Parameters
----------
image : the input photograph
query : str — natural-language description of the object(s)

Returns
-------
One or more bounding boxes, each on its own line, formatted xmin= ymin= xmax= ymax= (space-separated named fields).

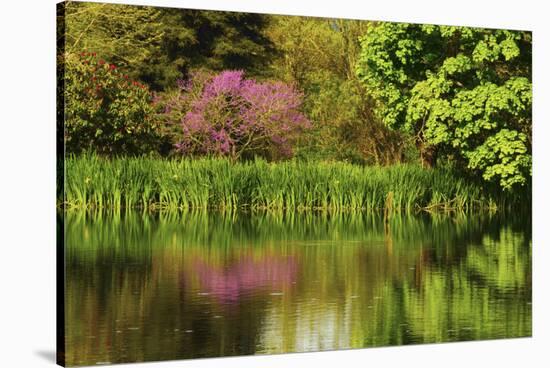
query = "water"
xmin=63 ymin=211 xmax=531 ymax=366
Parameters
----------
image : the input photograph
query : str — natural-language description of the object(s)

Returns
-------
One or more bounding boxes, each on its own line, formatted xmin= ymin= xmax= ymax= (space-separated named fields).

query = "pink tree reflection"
xmin=182 ymin=252 xmax=298 ymax=304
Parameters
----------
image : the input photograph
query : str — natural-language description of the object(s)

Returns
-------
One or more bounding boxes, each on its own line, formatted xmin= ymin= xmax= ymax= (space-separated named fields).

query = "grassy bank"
xmin=62 ymin=155 xmax=526 ymax=212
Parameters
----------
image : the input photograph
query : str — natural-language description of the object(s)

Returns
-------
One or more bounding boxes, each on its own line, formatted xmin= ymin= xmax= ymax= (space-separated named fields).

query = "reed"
xmin=63 ymin=154 xmax=526 ymax=212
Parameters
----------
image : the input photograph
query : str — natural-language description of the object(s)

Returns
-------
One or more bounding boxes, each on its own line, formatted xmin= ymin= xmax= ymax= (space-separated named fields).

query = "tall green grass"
xmin=63 ymin=155 xmax=526 ymax=211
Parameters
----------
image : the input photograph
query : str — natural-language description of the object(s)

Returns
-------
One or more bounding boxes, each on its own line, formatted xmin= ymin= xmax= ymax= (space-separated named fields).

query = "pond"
xmin=62 ymin=210 xmax=531 ymax=366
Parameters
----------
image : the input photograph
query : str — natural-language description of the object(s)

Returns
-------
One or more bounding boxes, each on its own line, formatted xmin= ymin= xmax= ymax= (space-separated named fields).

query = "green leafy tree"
xmin=356 ymin=23 xmax=531 ymax=189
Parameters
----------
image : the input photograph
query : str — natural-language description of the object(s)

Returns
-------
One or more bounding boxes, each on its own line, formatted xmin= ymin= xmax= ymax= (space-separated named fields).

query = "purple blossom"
xmin=166 ymin=70 xmax=310 ymax=159
xmin=204 ymin=70 xmax=245 ymax=97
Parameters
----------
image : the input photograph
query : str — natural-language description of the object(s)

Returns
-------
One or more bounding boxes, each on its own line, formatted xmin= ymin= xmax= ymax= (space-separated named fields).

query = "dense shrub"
xmin=156 ymin=70 xmax=311 ymax=160
xmin=63 ymin=52 xmax=159 ymax=155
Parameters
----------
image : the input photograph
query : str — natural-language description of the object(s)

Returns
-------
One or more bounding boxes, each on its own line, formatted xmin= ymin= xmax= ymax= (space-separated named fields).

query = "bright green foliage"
xmin=64 ymin=155 xmax=525 ymax=211
xmin=356 ymin=23 xmax=531 ymax=189
xmin=63 ymin=52 xmax=159 ymax=155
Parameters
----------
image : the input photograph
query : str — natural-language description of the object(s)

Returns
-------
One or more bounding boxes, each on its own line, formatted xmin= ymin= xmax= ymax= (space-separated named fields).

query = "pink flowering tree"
xmin=159 ymin=70 xmax=310 ymax=160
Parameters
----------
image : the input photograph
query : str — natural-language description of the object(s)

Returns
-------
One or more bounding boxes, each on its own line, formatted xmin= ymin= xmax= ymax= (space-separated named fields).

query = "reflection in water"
xmin=64 ymin=211 xmax=531 ymax=366
xmin=187 ymin=253 xmax=298 ymax=304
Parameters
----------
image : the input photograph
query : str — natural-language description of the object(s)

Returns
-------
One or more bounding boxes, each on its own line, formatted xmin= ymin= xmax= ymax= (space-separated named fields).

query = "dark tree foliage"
xmin=177 ymin=10 xmax=276 ymax=78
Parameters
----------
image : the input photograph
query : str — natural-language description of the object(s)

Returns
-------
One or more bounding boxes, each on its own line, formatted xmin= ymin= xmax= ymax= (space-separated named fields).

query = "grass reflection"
xmin=64 ymin=210 xmax=531 ymax=365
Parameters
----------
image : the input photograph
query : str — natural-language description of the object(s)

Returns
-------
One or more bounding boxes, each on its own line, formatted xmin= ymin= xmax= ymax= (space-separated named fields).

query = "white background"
xmin=0 ymin=0 xmax=548 ymax=367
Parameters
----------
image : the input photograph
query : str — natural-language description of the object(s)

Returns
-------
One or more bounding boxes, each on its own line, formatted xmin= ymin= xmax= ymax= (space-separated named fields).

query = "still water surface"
xmin=64 ymin=211 xmax=531 ymax=366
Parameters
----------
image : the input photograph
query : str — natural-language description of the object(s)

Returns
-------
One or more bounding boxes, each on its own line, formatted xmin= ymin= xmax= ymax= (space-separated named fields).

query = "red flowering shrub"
xmin=63 ymin=52 xmax=159 ymax=154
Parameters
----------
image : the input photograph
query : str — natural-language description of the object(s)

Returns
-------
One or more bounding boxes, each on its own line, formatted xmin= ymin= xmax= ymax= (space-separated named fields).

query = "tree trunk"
xmin=418 ymin=141 xmax=437 ymax=168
